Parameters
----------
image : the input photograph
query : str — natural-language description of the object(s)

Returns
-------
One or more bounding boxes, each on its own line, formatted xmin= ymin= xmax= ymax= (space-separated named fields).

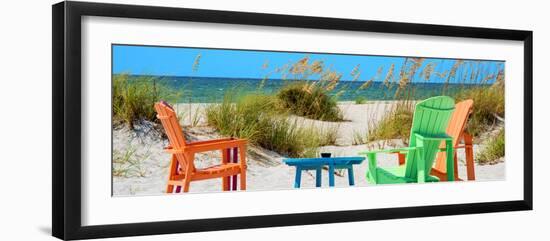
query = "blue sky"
xmin=112 ymin=44 xmax=504 ymax=83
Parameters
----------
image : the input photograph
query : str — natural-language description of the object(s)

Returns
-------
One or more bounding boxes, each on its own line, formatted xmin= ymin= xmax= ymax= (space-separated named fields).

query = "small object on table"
xmin=283 ymin=157 xmax=365 ymax=188
xmin=320 ymin=152 xmax=331 ymax=158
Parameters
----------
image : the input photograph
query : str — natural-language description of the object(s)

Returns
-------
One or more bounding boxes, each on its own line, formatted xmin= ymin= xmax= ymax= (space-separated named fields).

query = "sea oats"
xmin=383 ymin=64 xmax=395 ymax=88
xmin=310 ymin=60 xmax=324 ymax=74
xmin=350 ymin=64 xmax=361 ymax=82
xmin=421 ymin=63 xmax=435 ymax=81
xmin=192 ymin=54 xmax=201 ymax=72
xmin=359 ymin=79 xmax=374 ymax=90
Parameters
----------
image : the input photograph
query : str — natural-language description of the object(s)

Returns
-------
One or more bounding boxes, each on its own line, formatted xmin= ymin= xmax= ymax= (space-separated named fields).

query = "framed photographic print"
xmin=52 ymin=1 xmax=533 ymax=240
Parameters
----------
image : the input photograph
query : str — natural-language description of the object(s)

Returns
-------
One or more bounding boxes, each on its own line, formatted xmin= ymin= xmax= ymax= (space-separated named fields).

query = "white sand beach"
xmin=112 ymin=101 xmax=505 ymax=196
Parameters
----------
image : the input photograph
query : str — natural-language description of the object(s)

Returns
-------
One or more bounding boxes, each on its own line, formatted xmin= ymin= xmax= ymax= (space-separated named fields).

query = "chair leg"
xmin=232 ymin=148 xmax=238 ymax=191
xmin=223 ymin=177 xmax=230 ymax=191
xmin=397 ymin=153 xmax=406 ymax=165
xmin=454 ymin=152 xmax=459 ymax=179
xmin=464 ymin=133 xmax=476 ymax=181
xmin=182 ymin=179 xmax=191 ymax=193
xmin=367 ymin=153 xmax=378 ymax=184
xmin=222 ymin=149 xmax=230 ymax=191
xmin=240 ymin=170 xmax=246 ymax=191
xmin=445 ymin=139 xmax=454 ymax=181
xmin=166 ymin=154 xmax=178 ymax=193
xmin=181 ymin=153 xmax=193 ymax=193
xmin=416 ymin=140 xmax=426 ymax=183
xmin=166 ymin=185 xmax=174 ymax=193
xmin=239 ymin=146 xmax=247 ymax=191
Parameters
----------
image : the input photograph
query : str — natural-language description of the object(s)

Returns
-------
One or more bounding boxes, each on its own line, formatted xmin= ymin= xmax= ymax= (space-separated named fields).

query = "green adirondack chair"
xmin=359 ymin=96 xmax=456 ymax=184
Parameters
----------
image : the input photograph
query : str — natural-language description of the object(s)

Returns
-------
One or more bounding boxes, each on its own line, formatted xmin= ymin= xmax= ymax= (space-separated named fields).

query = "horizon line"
xmin=113 ymin=73 xmax=494 ymax=84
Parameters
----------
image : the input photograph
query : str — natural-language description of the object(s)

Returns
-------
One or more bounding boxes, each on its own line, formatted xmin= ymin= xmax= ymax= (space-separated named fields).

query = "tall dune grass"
xmin=274 ymin=57 xmax=344 ymax=121
xmin=276 ymin=82 xmax=343 ymax=121
xmin=455 ymin=72 xmax=505 ymax=136
xmin=113 ymin=53 xmax=505 ymax=164
xmin=477 ymin=129 xmax=505 ymax=164
xmin=205 ymin=90 xmax=331 ymax=157
xmin=112 ymin=74 xmax=180 ymax=129
xmin=365 ymin=58 xmax=505 ymax=147
xmin=367 ymin=102 xmax=414 ymax=144
xmin=205 ymin=92 xmax=275 ymax=142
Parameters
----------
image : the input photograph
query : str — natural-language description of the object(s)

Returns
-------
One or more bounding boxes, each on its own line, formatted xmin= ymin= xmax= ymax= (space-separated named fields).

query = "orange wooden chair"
xmin=154 ymin=101 xmax=247 ymax=193
xmin=396 ymin=99 xmax=475 ymax=181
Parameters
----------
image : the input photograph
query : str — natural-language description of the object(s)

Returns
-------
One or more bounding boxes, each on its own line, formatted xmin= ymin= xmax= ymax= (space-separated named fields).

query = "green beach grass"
xmin=112 ymin=74 xmax=180 ymax=129
xmin=276 ymin=82 xmax=343 ymax=121
xmin=272 ymin=56 xmax=345 ymax=122
xmin=367 ymin=102 xmax=414 ymax=144
xmin=477 ymin=129 xmax=505 ymax=164
xmin=113 ymin=55 xmax=506 ymax=164
xmin=455 ymin=83 xmax=505 ymax=137
xmin=112 ymin=145 xmax=148 ymax=178
xmin=205 ymin=89 xmax=334 ymax=157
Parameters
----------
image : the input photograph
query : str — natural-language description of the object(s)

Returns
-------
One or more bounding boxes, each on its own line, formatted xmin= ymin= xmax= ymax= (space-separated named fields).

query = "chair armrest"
xmin=188 ymin=138 xmax=237 ymax=146
xmin=358 ymin=147 xmax=416 ymax=156
xmin=186 ymin=139 xmax=247 ymax=153
xmin=165 ymin=139 xmax=247 ymax=154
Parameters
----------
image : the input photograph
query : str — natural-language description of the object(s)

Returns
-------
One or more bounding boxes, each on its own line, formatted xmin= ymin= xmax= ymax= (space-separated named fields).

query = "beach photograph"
xmin=111 ymin=44 xmax=505 ymax=196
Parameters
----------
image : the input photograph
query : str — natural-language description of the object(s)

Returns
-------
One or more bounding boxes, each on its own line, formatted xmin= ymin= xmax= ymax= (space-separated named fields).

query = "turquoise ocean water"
xmin=135 ymin=76 xmax=489 ymax=103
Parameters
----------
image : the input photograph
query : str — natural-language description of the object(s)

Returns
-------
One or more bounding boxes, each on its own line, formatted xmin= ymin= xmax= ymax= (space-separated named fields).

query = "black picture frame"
xmin=52 ymin=1 xmax=533 ymax=240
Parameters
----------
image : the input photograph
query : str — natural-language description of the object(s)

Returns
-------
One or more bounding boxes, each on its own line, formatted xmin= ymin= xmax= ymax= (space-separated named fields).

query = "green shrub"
xmin=112 ymin=74 xmax=180 ymax=129
xmin=276 ymin=82 xmax=343 ymax=121
xmin=355 ymin=96 xmax=367 ymax=104
xmin=477 ymin=130 xmax=505 ymax=164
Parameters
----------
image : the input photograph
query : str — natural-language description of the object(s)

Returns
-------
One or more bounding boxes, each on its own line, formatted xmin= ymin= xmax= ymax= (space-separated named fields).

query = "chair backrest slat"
xmin=447 ymin=99 xmax=473 ymax=146
xmin=434 ymin=99 xmax=474 ymax=172
xmin=154 ymin=102 xmax=193 ymax=172
xmin=404 ymin=96 xmax=455 ymax=179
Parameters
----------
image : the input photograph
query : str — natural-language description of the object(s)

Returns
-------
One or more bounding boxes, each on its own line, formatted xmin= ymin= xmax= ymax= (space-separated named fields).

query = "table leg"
xmin=315 ymin=167 xmax=322 ymax=187
xmin=347 ymin=166 xmax=355 ymax=186
xmin=294 ymin=167 xmax=302 ymax=188
xmin=329 ymin=165 xmax=335 ymax=187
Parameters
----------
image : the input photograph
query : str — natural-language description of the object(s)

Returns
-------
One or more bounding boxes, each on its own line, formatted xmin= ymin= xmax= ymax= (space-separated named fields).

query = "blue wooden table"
xmin=283 ymin=157 xmax=365 ymax=188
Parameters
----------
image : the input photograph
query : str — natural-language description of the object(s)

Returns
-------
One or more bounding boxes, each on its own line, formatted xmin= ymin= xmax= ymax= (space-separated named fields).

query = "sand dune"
xmin=112 ymin=102 xmax=504 ymax=196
